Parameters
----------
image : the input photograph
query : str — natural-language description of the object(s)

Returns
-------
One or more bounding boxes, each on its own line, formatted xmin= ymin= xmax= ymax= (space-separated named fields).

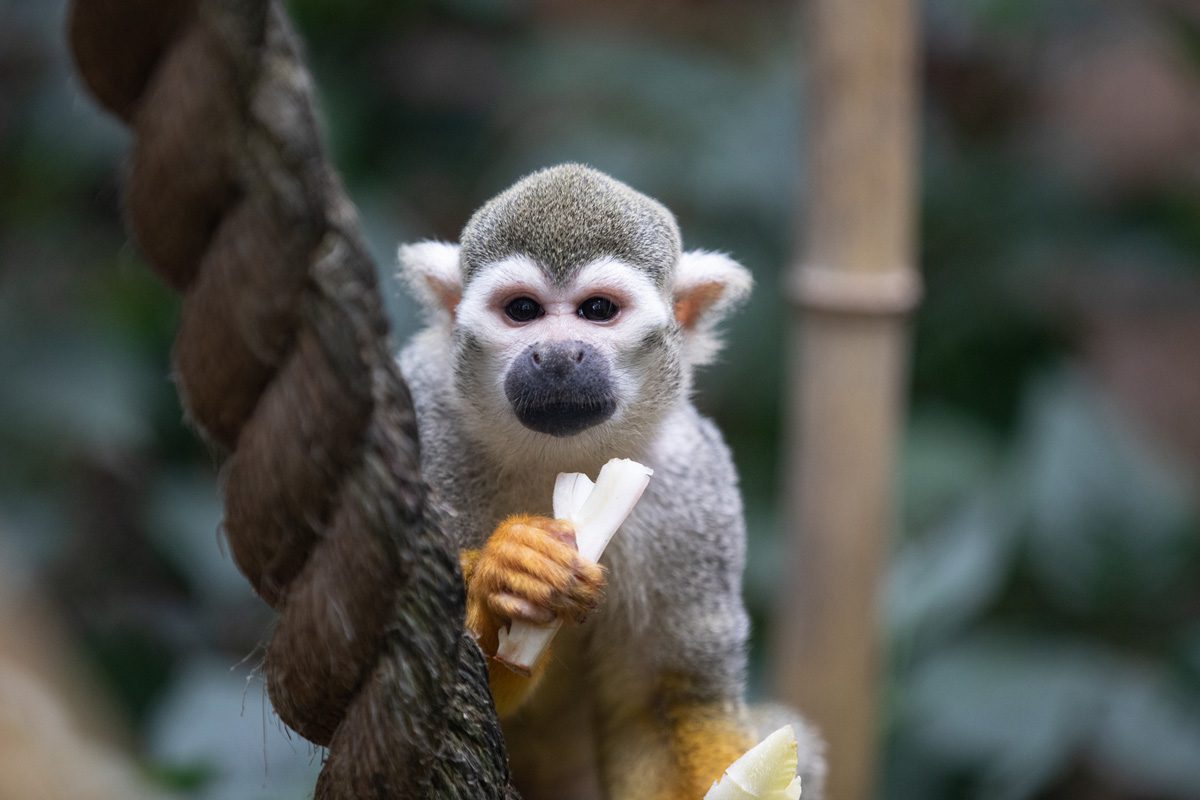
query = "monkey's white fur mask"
xmin=397 ymin=240 xmax=752 ymax=369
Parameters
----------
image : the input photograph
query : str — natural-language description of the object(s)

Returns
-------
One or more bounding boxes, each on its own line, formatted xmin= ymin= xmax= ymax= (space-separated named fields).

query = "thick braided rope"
xmin=69 ymin=1 xmax=518 ymax=796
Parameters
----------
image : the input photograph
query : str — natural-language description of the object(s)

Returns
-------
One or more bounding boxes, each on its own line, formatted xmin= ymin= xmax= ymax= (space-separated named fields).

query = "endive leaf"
xmin=706 ymin=726 xmax=803 ymax=800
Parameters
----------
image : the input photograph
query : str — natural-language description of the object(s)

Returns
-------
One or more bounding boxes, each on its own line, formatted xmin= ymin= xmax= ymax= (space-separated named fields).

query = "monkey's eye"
xmin=579 ymin=297 xmax=619 ymax=322
xmin=505 ymin=297 xmax=543 ymax=323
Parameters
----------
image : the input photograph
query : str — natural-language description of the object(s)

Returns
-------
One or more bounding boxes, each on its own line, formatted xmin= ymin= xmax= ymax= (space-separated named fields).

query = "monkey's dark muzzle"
xmin=505 ymin=341 xmax=617 ymax=437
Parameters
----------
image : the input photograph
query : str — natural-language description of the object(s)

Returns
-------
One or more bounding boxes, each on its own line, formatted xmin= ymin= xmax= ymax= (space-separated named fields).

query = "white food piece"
xmin=705 ymin=725 xmax=803 ymax=800
xmin=494 ymin=458 xmax=653 ymax=674
xmin=552 ymin=472 xmax=595 ymax=522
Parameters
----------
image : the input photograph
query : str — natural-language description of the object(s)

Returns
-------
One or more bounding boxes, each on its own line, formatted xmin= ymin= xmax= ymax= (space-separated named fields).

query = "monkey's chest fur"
xmin=398 ymin=338 xmax=749 ymax=799
xmin=499 ymin=624 xmax=609 ymax=799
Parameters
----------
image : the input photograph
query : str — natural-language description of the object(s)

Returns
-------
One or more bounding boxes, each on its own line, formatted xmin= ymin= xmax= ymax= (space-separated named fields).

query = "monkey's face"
xmin=397 ymin=165 xmax=753 ymax=464
xmin=452 ymin=255 xmax=681 ymax=446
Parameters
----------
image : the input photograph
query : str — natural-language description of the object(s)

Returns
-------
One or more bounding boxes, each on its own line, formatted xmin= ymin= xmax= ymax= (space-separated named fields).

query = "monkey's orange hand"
xmin=462 ymin=514 xmax=605 ymax=657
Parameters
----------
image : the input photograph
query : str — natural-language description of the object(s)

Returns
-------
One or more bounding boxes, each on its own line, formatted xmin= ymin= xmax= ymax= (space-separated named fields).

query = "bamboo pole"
xmin=770 ymin=1 xmax=920 ymax=799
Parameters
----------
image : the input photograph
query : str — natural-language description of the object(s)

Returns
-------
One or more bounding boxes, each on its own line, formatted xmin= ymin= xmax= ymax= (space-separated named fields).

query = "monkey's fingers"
xmin=502 ymin=559 xmax=603 ymax=623
xmin=539 ymin=517 xmax=577 ymax=547
xmin=476 ymin=560 xmax=559 ymax=608
xmin=493 ymin=521 xmax=602 ymax=591
xmin=498 ymin=518 xmax=580 ymax=569
xmin=488 ymin=592 xmax=555 ymax=625
xmin=573 ymin=557 xmax=605 ymax=593
xmin=485 ymin=538 xmax=578 ymax=592
xmin=560 ymin=564 xmax=605 ymax=623
xmin=478 ymin=515 xmax=605 ymax=625
xmin=490 ymin=577 xmax=598 ymax=625
xmin=476 ymin=556 xmax=602 ymax=623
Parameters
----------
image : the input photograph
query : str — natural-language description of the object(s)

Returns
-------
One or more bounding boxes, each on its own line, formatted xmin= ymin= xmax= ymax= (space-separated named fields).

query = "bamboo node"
xmin=787 ymin=264 xmax=922 ymax=315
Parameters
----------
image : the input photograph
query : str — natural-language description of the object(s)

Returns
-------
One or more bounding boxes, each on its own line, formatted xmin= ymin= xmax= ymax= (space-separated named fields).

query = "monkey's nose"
xmin=530 ymin=341 xmax=587 ymax=379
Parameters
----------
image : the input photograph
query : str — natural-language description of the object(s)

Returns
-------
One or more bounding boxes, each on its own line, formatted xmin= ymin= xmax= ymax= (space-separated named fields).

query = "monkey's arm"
xmin=459 ymin=544 xmax=551 ymax=716
xmin=460 ymin=514 xmax=605 ymax=716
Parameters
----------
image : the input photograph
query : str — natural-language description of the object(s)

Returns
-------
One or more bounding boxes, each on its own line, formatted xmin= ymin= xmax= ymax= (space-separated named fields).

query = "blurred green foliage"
xmin=2 ymin=0 xmax=1199 ymax=797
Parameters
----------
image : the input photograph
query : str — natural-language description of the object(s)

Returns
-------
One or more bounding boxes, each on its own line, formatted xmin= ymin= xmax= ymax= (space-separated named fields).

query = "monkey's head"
xmin=399 ymin=164 xmax=750 ymax=464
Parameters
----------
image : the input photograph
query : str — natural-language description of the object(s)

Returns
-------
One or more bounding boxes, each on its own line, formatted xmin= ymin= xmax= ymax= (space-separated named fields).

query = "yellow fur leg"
xmin=602 ymin=689 xmax=754 ymax=800
xmin=664 ymin=703 xmax=755 ymax=798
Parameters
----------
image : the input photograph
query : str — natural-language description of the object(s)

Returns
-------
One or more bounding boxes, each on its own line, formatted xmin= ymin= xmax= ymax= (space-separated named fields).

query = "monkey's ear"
xmin=397 ymin=241 xmax=462 ymax=322
xmin=672 ymin=250 xmax=753 ymax=366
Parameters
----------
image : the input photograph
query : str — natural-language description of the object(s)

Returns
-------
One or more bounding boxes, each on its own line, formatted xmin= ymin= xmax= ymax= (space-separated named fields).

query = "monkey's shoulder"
xmin=620 ymin=402 xmax=747 ymax=589
xmin=642 ymin=403 xmax=744 ymax=528
xmin=399 ymin=334 xmax=456 ymax=458
xmin=397 ymin=332 xmax=490 ymax=530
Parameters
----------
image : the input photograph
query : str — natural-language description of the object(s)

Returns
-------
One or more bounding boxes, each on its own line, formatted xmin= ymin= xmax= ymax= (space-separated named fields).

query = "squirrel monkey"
xmin=397 ymin=165 xmax=822 ymax=800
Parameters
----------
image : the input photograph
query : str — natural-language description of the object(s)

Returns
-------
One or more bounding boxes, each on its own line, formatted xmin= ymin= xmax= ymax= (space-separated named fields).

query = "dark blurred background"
xmin=2 ymin=0 xmax=1199 ymax=798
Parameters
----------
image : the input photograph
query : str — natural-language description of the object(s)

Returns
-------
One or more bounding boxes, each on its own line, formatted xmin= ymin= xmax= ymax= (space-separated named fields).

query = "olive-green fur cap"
xmin=459 ymin=164 xmax=682 ymax=289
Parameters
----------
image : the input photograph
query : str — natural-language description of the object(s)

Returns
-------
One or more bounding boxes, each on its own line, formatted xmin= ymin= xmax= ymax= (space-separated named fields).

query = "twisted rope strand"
xmin=69 ymin=1 xmax=518 ymax=795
